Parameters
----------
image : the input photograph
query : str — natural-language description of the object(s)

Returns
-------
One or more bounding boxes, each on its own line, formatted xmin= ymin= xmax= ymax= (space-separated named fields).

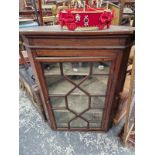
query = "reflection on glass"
xmin=91 ymin=96 xmax=105 ymax=108
xmin=80 ymin=76 xmax=108 ymax=95
xmin=66 ymin=75 xmax=86 ymax=84
xmin=70 ymin=117 xmax=87 ymax=128
xmin=92 ymin=62 xmax=111 ymax=74
xmin=68 ymin=93 xmax=89 ymax=113
xmin=45 ymin=76 xmax=74 ymax=94
xmin=42 ymin=63 xmax=60 ymax=75
xmin=49 ymin=96 xmax=65 ymax=108
xmin=57 ymin=123 xmax=68 ymax=128
xmin=69 ymin=88 xmax=85 ymax=95
xmin=82 ymin=109 xmax=103 ymax=122
xmin=89 ymin=122 xmax=101 ymax=128
xmin=53 ymin=110 xmax=75 ymax=123
xmin=63 ymin=62 xmax=90 ymax=75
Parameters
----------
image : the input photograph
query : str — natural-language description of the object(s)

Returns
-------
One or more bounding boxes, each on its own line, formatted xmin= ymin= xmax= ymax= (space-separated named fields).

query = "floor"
xmin=19 ymin=90 xmax=134 ymax=155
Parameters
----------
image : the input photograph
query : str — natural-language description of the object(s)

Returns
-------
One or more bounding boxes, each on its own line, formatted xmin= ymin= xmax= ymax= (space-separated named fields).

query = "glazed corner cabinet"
xmin=20 ymin=25 xmax=134 ymax=132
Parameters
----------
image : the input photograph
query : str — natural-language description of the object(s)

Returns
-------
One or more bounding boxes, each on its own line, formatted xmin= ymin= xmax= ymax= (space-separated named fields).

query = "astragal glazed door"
xmin=40 ymin=57 xmax=116 ymax=131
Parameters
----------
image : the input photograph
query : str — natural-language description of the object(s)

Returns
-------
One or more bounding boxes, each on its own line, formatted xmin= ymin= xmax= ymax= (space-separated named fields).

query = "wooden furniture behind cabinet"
xmin=20 ymin=25 xmax=134 ymax=132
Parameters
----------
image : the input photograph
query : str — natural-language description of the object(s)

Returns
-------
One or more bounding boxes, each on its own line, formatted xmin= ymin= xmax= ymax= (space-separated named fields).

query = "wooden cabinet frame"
xmin=20 ymin=25 xmax=134 ymax=132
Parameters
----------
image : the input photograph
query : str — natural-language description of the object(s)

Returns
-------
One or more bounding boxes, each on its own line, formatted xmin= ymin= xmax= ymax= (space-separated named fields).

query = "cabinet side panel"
xmin=102 ymin=51 xmax=123 ymax=131
xmin=22 ymin=35 xmax=56 ymax=130
xmin=107 ymin=46 xmax=132 ymax=129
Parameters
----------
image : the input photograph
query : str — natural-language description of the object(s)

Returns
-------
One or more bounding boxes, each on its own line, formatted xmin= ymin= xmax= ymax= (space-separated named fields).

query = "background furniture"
xmin=19 ymin=64 xmax=47 ymax=120
xmin=123 ymin=52 xmax=135 ymax=146
xmin=20 ymin=25 xmax=134 ymax=131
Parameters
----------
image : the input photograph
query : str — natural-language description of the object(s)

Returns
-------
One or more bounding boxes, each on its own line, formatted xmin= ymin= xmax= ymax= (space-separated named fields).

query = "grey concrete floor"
xmin=19 ymin=90 xmax=134 ymax=155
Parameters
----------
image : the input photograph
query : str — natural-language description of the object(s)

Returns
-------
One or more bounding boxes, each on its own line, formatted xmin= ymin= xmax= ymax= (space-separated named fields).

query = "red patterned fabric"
xmin=59 ymin=8 xmax=114 ymax=31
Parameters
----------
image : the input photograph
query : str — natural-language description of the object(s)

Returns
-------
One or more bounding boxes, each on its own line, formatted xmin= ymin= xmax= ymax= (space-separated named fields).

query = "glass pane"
xmin=53 ymin=110 xmax=75 ymax=123
xmin=92 ymin=62 xmax=111 ymax=74
xmin=68 ymin=90 xmax=89 ymax=113
xmin=70 ymin=88 xmax=85 ymax=95
xmin=91 ymin=96 xmax=105 ymax=108
xmin=82 ymin=109 xmax=103 ymax=122
xmin=70 ymin=117 xmax=88 ymax=128
xmin=63 ymin=62 xmax=90 ymax=75
xmin=89 ymin=122 xmax=101 ymax=128
xmin=42 ymin=63 xmax=60 ymax=75
xmin=80 ymin=75 xmax=109 ymax=95
xmin=66 ymin=75 xmax=87 ymax=84
xmin=45 ymin=76 xmax=74 ymax=94
xmin=57 ymin=123 xmax=68 ymax=128
xmin=49 ymin=96 xmax=65 ymax=108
